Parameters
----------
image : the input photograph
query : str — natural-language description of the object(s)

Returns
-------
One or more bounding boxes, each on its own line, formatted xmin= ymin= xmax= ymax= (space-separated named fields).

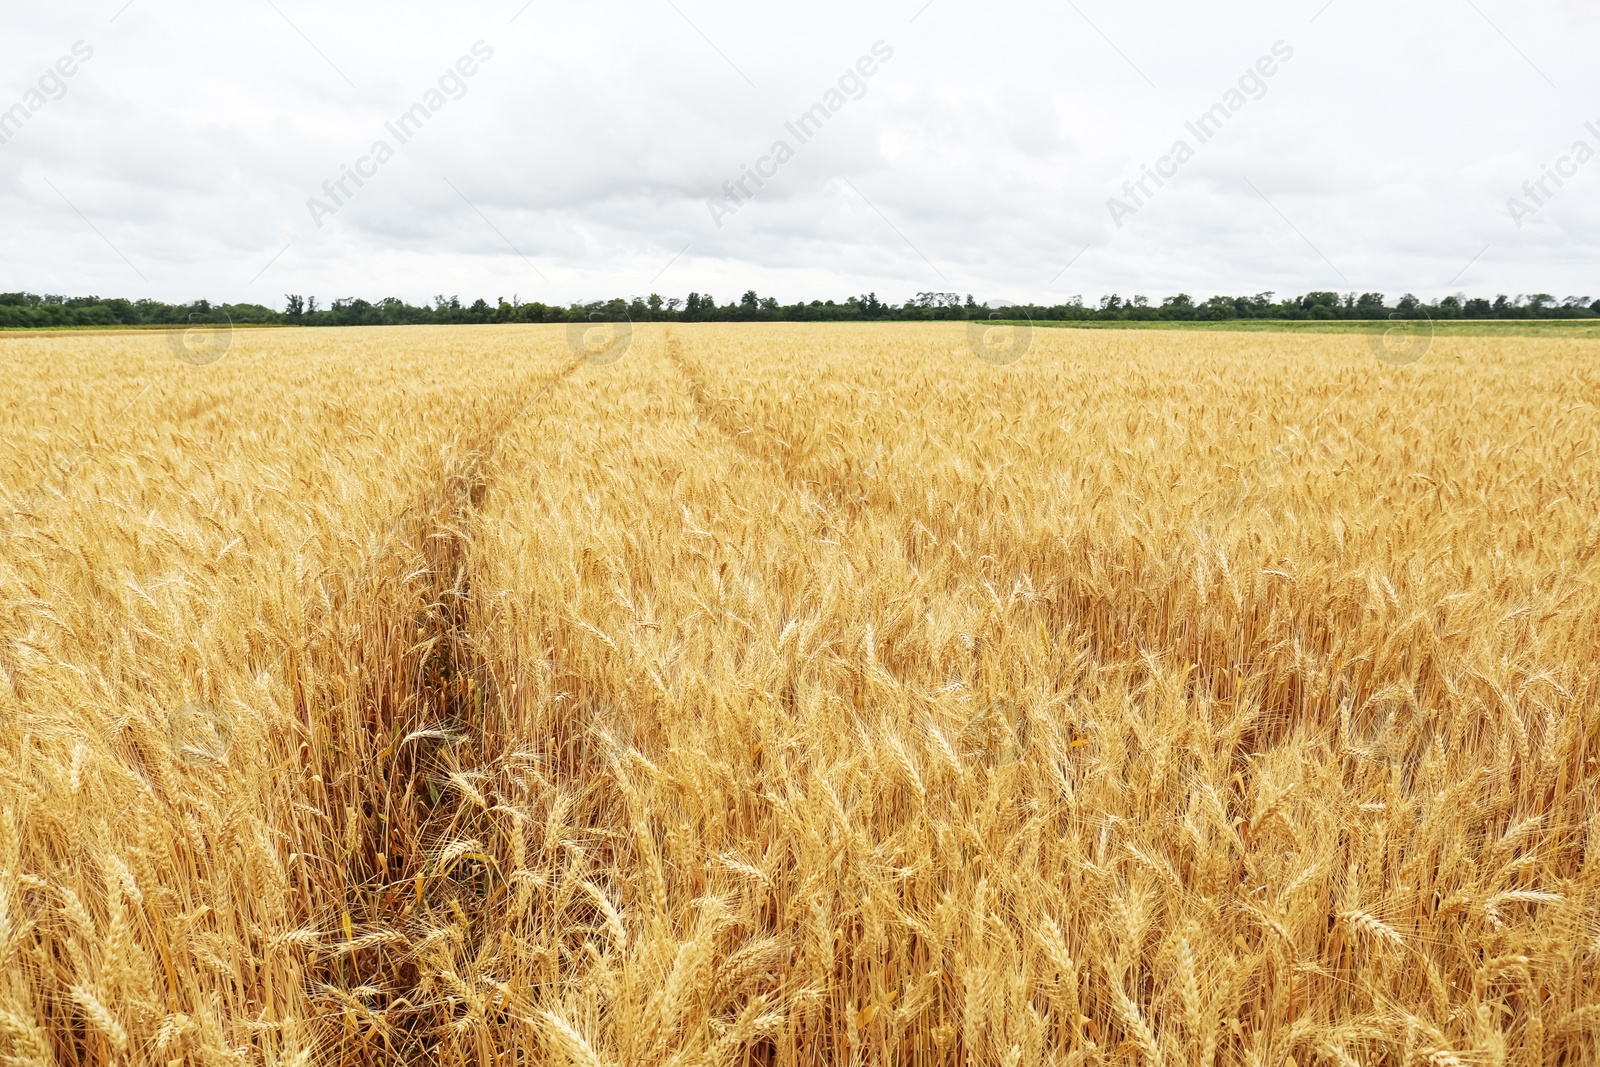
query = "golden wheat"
xmin=1 ymin=323 xmax=1596 ymax=1066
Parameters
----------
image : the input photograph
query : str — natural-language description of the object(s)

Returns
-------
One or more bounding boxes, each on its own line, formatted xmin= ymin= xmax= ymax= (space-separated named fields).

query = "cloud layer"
xmin=2 ymin=0 xmax=1596 ymax=307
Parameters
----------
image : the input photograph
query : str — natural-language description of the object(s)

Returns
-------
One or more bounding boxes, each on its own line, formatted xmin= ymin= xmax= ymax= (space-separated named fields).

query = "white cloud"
xmin=1 ymin=0 xmax=1595 ymax=307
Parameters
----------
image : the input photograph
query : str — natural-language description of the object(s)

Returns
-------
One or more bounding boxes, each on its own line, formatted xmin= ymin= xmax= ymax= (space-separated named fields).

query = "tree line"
xmin=3 ymin=288 xmax=1598 ymax=330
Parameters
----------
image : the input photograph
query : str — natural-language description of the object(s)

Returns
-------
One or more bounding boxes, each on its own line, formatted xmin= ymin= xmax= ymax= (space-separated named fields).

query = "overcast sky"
xmin=1 ymin=0 xmax=1596 ymax=308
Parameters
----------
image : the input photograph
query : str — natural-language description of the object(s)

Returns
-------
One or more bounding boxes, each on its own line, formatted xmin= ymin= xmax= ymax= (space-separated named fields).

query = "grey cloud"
xmin=0 ymin=0 xmax=1596 ymax=305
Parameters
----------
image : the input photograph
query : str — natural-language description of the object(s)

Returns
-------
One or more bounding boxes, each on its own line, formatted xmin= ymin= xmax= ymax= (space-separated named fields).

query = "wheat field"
xmin=1 ymin=323 xmax=1596 ymax=1067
